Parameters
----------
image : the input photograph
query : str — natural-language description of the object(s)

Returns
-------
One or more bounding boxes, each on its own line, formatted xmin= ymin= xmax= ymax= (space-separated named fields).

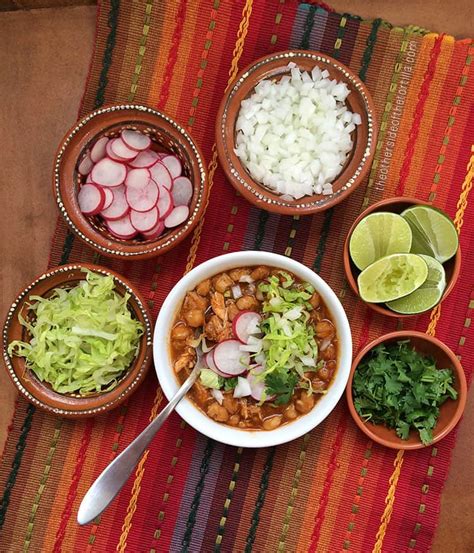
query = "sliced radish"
xmin=172 ymin=176 xmax=193 ymax=206
xmin=142 ymin=219 xmax=165 ymax=240
xmin=130 ymin=207 xmax=159 ymax=232
xmin=233 ymin=376 xmax=252 ymax=398
xmin=78 ymin=183 xmax=105 ymax=215
xmin=106 ymin=139 xmax=128 ymax=162
xmin=90 ymin=136 xmax=109 ymax=163
xmin=78 ymin=153 xmax=93 ymax=176
xmin=91 ymin=157 xmax=127 ymax=187
xmin=156 ymin=186 xmax=173 ymax=219
xmin=100 ymin=186 xmax=129 ymax=220
xmin=129 ymin=149 xmax=159 ymax=168
xmin=233 ymin=311 xmax=263 ymax=344
xmin=121 ymin=129 xmax=151 ymax=151
xmin=111 ymin=137 xmax=139 ymax=160
xmin=125 ymin=168 xmax=150 ymax=188
xmin=126 ymin=179 xmax=159 ymax=212
xmin=85 ymin=172 xmax=94 ymax=184
xmin=106 ymin=214 xmax=138 ymax=239
xmin=161 ymin=155 xmax=182 ymax=179
xmin=149 ymin=161 xmax=173 ymax=190
xmin=205 ymin=350 xmax=230 ymax=378
xmin=247 ymin=365 xmax=274 ymax=402
xmin=213 ymin=340 xmax=249 ymax=376
xmin=157 ymin=152 xmax=167 ymax=159
xmin=164 ymin=205 xmax=189 ymax=228
xmin=102 ymin=186 xmax=114 ymax=210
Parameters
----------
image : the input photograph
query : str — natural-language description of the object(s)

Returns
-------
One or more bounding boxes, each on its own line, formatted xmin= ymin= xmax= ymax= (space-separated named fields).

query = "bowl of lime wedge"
xmin=343 ymin=197 xmax=461 ymax=317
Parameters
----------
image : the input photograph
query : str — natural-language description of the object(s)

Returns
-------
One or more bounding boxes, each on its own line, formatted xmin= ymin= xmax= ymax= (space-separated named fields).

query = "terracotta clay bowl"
xmin=215 ymin=49 xmax=378 ymax=216
xmin=53 ymin=104 xmax=209 ymax=259
xmin=346 ymin=331 xmax=467 ymax=450
xmin=343 ymin=197 xmax=461 ymax=318
xmin=2 ymin=263 xmax=153 ymax=418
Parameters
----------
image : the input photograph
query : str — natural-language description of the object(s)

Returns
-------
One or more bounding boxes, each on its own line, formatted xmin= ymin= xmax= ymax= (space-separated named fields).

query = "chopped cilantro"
xmin=265 ymin=370 xmax=299 ymax=405
xmin=353 ymin=341 xmax=457 ymax=445
xmin=223 ymin=377 xmax=238 ymax=391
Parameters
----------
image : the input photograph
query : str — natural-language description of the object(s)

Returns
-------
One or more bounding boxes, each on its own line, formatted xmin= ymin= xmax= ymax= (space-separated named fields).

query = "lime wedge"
xmin=349 ymin=212 xmax=412 ymax=270
xmin=358 ymin=253 xmax=428 ymax=303
xmin=386 ymin=255 xmax=446 ymax=314
xmin=401 ymin=205 xmax=458 ymax=263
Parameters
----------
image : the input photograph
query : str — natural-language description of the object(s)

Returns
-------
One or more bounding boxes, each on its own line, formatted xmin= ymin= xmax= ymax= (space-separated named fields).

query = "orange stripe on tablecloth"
xmin=371 ymin=147 xmax=474 ymax=553
xmin=144 ymin=1 xmax=184 ymax=109
xmin=381 ymin=33 xmax=439 ymax=196
xmin=428 ymin=40 xmax=474 ymax=203
xmin=398 ymin=35 xmax=454 ymax=198
xmin=116 ymin=1 xmax=255 ymax=549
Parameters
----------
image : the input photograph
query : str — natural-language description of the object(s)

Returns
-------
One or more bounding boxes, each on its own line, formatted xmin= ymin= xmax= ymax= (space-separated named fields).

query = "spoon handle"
xmin=77 ymin=369 xmax=199 ymax=525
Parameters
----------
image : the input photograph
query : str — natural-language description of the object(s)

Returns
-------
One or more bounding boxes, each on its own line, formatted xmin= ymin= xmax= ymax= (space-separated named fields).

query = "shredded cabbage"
xmin=8 ymin=270 xmax=144 ymax=395
xmin=199 ymin=368 xmax=223 ymax=390
xmin=257 ymin=274 xmax=319 ymax=397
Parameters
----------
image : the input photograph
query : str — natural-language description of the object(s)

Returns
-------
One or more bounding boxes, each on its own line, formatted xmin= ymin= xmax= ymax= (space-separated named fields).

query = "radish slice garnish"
xmin=172 ymin=176 xmax=193 ymax=206
xmin=232 ymin=311 xmax=263 ymax=344
xmin=106 ymin=213 xmax=138 ymax=239
xmin=129 ymin=149 xmax=159 ymax=168
xmin=213 ymin=339 xmax=249 ymax=376
xmin=161 ymin=155 xmax=182 ymax=179
xmin=125 ymin=168 xmax=150 ymax=188
xmin=121 ymin=129 xmax=151 ymax=151
xmin=100 ymin=186 xmax=129 ymax=220
xmin=78 ymin=153 xmax=93 ymax=176
xmin=164 ymin=205 xmax=189 ymax=228
xmin=111 ymin=137 xmax=139 ymax=160
xmin=130 ymin=207 xmax=159 ymax=232
xmin=91 ymin=157 xmax=127 ymax=187
xmin=126 ymin=179 xmax=159 ymax=212
xmin=90 ymin=136 xmax=109 ymax=163
xmin=206 ymin=350 xmax=230 ymax=378
xmin=149 ymin=161 xmax=173 ymax=190
xmin=142 ymin=219 xmax=165 ymax=240
xmin=102 ymin=186 xmax=114 ymax=210
xmin=78 ymin=183 xmax=105 ymax=215
xmin=156 ymin=186 xmax=173 ymax=219
xmin=247 ymin=365 xmax=274 ymax=402
xmin=233 ymin=376 xmax=252 ymax=398
xmin=106 ymin=139 xmax=128 ymax=162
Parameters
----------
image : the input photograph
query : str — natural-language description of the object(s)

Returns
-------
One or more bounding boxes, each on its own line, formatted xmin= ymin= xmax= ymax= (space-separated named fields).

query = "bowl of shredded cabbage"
xmin=215 ymin=49 xmax=377 ymax=215
xmin=3 ymin=264 xmax=153 ymax=418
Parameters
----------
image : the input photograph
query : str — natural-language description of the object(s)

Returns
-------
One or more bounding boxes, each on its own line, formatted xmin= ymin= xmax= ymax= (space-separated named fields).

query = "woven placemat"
xmin=1 ymin=1 xmax=473 ymax=551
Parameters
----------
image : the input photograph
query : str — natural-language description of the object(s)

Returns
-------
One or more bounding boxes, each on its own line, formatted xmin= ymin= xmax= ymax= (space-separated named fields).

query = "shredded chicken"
xmin=210 ymin=291 xmax=227 ymax=320
xmin=204 ymin=314 xmax=232 ymax=342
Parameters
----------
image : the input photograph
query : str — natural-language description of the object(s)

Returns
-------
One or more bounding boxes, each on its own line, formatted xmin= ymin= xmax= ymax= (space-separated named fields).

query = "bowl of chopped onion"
xmin=54 ymin=104 xmax=209 ymax=259
xmin=2 ymin=263 xmax=153 ymax=418
xmin=216 ymin=50 xmax=377 ymax=215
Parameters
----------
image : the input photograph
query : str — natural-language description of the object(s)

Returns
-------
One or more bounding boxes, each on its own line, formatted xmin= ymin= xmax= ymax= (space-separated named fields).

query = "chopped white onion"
xmin=233 ymin=376 xmax=252 ymax=398
xmin=211 ymin=389 xmax=224 ymax=405
xmin=320 ymin=338 xmax=332 ymax=352
xmin=239 ymin=275 xmax=255 ymax=284
xmin=231 ymin=284 xmax=243 ymax=299
xmin=235 ymin=63 xmax=362 ymax=199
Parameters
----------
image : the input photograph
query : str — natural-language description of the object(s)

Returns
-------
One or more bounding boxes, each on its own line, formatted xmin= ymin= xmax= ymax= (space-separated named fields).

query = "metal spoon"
xmin=77 ymin=347 xmax=203 ymax=525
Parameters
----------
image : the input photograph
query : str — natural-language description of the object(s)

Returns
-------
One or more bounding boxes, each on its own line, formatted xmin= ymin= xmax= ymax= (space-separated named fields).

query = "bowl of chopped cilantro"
xmin=3 ymin=264 xmax=153 ymax=418
xmin=347 ymin=331 xmax=466 ymax=449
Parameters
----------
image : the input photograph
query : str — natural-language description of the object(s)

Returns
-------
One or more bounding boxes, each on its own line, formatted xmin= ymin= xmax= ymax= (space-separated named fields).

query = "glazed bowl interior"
xmin=343 ymin=197 xmax=461 ymax=318
xmin=54 ymin=105 xmax=208 ymax=259
xmin=3 ymin=263 xmax=153 ymax=418
xmin=216 ymin=50 xmax=377 ymax=215
xmin=153 ymin=251 xmax=352 ymax=448
xmin=346 ymin=331 xmax=467 ymax=450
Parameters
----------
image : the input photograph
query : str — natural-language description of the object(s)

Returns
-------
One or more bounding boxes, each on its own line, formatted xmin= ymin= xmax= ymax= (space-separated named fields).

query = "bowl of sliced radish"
xmin=154 ymin=251 xmax=352 ymax=448
xmin=216 ymin=50 xmax=377 ymax=215
xmin=54 ymin=104 xmax=208 ymax=259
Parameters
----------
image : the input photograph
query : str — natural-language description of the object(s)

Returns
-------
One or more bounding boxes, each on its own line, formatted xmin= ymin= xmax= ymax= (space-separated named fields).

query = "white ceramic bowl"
xmin=153 ymin=251 xmax=352 ymax=447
